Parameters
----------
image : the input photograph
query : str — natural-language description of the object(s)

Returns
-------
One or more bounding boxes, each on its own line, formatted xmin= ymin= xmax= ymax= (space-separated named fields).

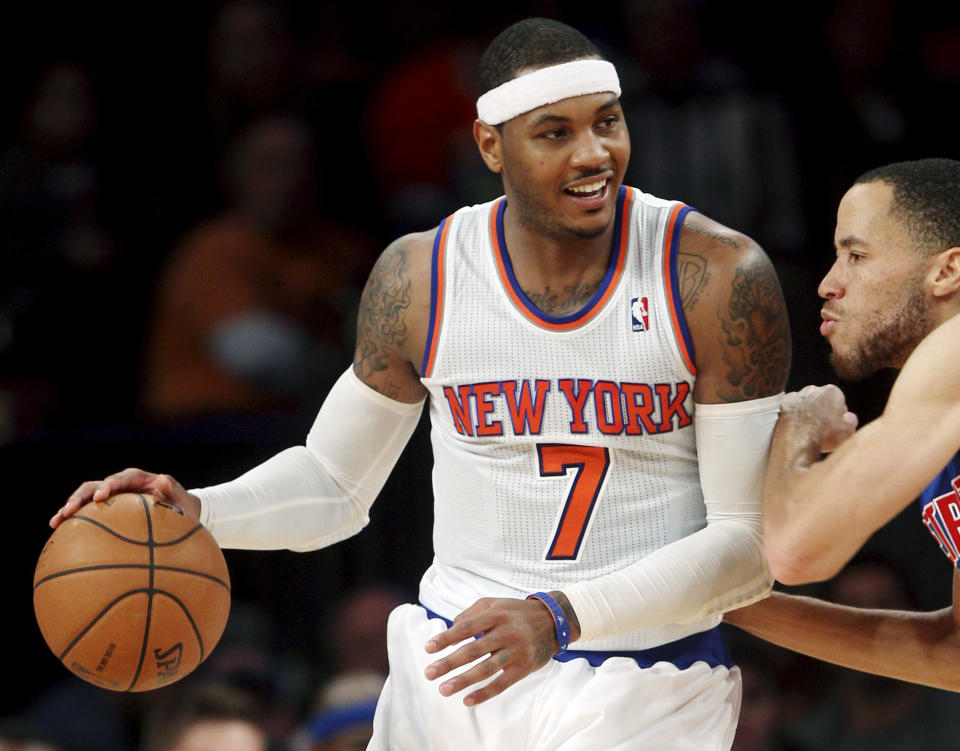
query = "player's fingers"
xmin=425 ymin=616 xmax=487 ymax=653
xmin=452 ymin=598 xmax=494 ymax=623
xmin=436 ymin=651 xmax=508 ymax=697
xmin=462 ymin=669 xmax=525 ymax=706
xmin=425 ymin=628 xmax=506 ymax=679
xmin=51 ymin=480 xmax=103 ymax=527
xmin=91 ymin=467 xmax=153 ymax=501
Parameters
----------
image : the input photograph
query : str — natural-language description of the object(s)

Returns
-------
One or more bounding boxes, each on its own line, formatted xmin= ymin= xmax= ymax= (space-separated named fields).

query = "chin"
xmin=828 ymin=351 xmax=878 ymax=382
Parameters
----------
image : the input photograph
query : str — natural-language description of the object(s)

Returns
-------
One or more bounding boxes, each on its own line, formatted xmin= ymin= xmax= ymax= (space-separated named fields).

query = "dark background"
xmin=3 ymin=0 xmax=960 ymax=744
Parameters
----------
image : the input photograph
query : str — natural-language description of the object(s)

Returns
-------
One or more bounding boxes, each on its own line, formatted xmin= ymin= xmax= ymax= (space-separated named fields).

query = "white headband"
xmin=476 ymin=59 xmax=621 ymax=125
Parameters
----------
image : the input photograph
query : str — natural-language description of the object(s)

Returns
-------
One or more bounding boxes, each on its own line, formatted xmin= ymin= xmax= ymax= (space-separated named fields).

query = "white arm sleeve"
xmin=562 ymin=393 xmax=781 ymax=641
xmin=191 ymin=368 xmax=425 ymax=551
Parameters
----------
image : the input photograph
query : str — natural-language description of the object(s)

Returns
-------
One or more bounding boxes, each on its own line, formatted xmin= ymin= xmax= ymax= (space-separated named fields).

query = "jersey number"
xmin=537 ymin=444 xmax=610 ymax=560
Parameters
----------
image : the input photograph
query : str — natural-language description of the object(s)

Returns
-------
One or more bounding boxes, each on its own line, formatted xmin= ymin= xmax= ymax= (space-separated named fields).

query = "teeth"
xmin=568 ymin=179 xmax=606 ymax=195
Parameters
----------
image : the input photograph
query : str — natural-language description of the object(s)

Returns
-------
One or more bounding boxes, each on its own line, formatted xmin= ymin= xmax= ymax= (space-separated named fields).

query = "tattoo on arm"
xmin=353 ymin=242 xmax=411 ymax=394
xmin=716 ymin=259 xmax=791 ymax=400
xmin=677 ymin=252 xmax=710 ymax=311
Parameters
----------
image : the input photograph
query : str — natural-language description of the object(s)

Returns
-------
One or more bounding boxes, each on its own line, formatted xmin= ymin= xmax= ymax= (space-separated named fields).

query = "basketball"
xmin=33 ymin=492 xmax=231 ymax=692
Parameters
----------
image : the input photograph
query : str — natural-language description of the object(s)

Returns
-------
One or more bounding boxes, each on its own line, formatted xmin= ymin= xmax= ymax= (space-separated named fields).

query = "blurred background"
xmin=3 ymin=0 xmax=960 ymax=749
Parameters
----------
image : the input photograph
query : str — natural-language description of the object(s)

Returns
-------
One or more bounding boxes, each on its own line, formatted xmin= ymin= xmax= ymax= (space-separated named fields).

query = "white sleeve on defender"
xmin=563 ymin=393 xmax=782 ymax=641
xmin=192 ymin=368 xmax=425 ymax=552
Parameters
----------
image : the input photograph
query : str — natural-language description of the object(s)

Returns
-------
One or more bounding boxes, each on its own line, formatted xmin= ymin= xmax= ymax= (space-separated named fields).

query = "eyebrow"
xmin=527 ymin=96 xmax=621 ymax=128
xmin=836 ymin=236 xmax=865 ymax=249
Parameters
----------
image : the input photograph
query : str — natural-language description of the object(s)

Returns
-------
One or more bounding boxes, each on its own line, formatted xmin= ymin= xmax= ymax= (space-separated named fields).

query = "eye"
xmin=540 ymin=128 xmax=568 ymax=140
xmin=596 ymin=115 xmax=619 ymax=131
xmin=848 ymin=252 xmax=864 ymax=264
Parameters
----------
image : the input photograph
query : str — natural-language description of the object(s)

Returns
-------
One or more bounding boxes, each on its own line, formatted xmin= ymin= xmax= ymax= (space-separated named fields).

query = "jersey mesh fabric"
xmin=419 ymin=187 xmax=707 ymax=650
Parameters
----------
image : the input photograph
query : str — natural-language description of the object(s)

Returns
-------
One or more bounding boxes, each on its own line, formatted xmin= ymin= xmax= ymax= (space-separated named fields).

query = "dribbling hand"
xmin=52 ymin=468 xmax=200 ymax=528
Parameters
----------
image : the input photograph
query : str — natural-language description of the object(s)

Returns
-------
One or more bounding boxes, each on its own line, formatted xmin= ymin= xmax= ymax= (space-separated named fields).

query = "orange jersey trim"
xmin=491 ymin=187 xmax=632 ymax=332
xmin=662 ymin=203 xmax=697 ymax=375
xmin=421 ymin=216 xmax=453 ymax=378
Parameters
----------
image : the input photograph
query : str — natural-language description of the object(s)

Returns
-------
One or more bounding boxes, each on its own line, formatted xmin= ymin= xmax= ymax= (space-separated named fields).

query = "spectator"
xmin=326 ymin=585 xmax=407 ymax=677
xmin=616 ymin=0 xmax=807 ymax=258
xmin=295 ymin=671 xmax=384 ymax=751
xmin=141 ymin=112 xmax=376 ymax=420
xmin=140 ymin=680 xmax=268 ymax=751
xmin=0 ymin=60 xmax=134 ymax=436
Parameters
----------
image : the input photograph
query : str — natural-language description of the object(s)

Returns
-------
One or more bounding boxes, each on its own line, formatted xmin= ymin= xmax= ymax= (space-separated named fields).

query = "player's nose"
xmin=569 ymin=130 xmax=609 ymax=170
xmin=818 ymin=261 xmax=844 ymax=300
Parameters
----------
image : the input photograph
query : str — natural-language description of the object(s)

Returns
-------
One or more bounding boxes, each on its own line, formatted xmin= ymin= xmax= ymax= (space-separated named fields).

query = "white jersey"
xmin=418 ymin=186 xmax=711 ymax=651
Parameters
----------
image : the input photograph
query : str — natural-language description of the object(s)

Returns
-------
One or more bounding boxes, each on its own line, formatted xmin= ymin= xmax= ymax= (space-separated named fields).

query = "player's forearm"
xmin=726 ymin=591 xmax=960 ymax=692
xmin=563 ymin=517 xmax=770 ymax=641
xmin=763 ymin=417 xmax=919 ymax=585
xmin=194 ymin=445 xmax=371 ymax=551
xmin=195 ymin=368 xmax=424 ymax=551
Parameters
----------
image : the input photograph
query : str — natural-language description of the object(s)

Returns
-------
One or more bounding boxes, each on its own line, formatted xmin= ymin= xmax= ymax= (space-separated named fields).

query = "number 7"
xmin=537 ymin=444 xmax=611 ymax=560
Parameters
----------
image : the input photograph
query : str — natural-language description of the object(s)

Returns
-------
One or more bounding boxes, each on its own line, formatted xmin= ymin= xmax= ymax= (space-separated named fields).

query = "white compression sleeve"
xmin=563 ymin=393 xmax=782 ymax=641
xmin=192 ymin=368 xmax=425 ymax=551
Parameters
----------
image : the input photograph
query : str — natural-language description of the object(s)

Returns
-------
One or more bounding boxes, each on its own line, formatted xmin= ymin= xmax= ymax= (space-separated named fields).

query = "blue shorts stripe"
xmin=420 ymin=604 xmax=732 ymax=669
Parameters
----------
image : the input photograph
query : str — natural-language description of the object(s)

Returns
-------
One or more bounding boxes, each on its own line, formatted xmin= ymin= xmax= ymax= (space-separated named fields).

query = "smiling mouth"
xmin=565 ymin=178 xmax=608 ymax=199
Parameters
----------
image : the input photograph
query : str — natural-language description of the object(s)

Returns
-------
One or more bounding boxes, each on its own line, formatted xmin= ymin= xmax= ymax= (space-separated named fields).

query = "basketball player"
xmin=54 ymin=18 xmax=790 ymax=749
xmin=724 ymin=158 xmax=960 ymax=692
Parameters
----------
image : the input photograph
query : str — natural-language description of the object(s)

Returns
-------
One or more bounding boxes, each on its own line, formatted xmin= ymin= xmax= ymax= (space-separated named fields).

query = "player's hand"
xmin=423 ymin=596 xmax=566 ymax=706
xmin=781 ymin=384 xmax=858 ymax=453
xmin=52 ymin=468 xmax=200 ymax=528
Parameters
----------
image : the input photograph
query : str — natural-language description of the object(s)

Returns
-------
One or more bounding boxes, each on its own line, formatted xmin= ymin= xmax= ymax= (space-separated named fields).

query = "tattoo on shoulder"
xmin=354 ymin=241 xmax=412 ymax=388
xmin=677 ymin=252 xmax=710 ymax=311
xmin=716 ymin=257 xmax=791 ymax=400
xmin=685 ymin=220 xmax=741 ymax=249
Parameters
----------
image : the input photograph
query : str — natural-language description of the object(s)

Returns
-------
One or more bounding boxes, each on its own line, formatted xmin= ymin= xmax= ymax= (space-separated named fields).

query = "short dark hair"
xmin=477 ymin=17 xmax=603 ymax=95
xmin=855 ymin=158 xmax=960 ymax=257
xmin=140 ymin=681 xmax=266 ymax=751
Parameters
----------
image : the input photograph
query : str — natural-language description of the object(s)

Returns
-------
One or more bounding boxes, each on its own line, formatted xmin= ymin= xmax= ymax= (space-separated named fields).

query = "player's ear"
xmin=929 ymin=246 xmax=960 ymax=299
xmin=474 ymin=119 xmax=503 ymax=174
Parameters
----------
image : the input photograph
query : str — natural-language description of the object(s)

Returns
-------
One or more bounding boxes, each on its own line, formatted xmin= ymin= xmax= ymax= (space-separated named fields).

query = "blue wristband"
xmin=527 ymin=591 xmax=571 ymax=655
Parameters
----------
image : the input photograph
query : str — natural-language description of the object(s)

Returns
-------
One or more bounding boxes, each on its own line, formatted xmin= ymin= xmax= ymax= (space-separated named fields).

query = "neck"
xmin=501 ymin=203 xmax=617 ymax=298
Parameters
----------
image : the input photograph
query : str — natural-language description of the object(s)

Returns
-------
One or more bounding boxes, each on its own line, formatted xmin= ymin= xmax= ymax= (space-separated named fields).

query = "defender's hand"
xmin=782 ymin=384 xmax=858 ymax=453
xmin=52 ymin=468 xmax=200 ymax=528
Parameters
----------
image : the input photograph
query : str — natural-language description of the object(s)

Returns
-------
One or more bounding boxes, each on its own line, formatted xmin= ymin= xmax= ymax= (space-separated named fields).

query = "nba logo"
xmin=631 ymin=297 xmax=649 ymax=332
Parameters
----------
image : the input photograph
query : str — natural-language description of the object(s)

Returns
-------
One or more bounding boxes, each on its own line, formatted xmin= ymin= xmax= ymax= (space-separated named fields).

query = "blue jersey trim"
xmin=668 ymin=205 xmax=697 ymax=371
xmin=494 ymin=186 xmax=628 ymax=326
xmin=421 ymin=216 xmax=450 ymax=375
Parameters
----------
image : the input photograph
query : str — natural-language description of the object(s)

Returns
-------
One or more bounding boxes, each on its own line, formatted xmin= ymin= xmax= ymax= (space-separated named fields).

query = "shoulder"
xmin=362 ymin=228 xmax=437 ymax=322
xmin=353 ymin=227 xmax=440 ymax=399
xmin=890 ymin=313 xmax=960 ymax=412
xmin=677 ymin=212 xmax=791 ymax=403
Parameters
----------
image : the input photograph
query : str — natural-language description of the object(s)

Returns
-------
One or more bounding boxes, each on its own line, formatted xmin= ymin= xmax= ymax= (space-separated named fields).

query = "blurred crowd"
xmin=4 ymin=0 xmax=960 ymax=748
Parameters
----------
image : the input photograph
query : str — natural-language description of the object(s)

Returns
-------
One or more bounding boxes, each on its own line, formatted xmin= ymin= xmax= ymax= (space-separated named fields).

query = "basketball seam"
xmin=154 ymin=591 xmax=206 ymax=661
xmin=33 ymin=564 xmax=231 ymax=591
xmin=60 ymin=516 xmax=206 ymax=546
xmin=127 ymin=494 xmax=155 ymax=690
xmin=57 ymin=589 xmax=152 ymax=661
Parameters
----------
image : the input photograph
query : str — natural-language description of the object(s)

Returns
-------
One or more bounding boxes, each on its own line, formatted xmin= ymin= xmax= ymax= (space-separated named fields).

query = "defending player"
xmin=55 ymin=18 xmax=790 ymax=749
xmin=725 ymin=158 xmax=960 ymax=692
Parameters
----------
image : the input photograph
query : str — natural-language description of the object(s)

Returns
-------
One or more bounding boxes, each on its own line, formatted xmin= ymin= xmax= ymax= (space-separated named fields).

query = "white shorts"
xmin=368 ymin=604 xmax=741 ymax=751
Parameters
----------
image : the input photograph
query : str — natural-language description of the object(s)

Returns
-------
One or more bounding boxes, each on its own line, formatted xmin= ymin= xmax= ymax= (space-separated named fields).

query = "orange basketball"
xmin=33 ymin=492 xmax=231 ymax=692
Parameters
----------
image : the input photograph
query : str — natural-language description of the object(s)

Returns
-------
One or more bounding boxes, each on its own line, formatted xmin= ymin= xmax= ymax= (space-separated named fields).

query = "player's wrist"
xmin=527 ymin=591 xmax=581 ymax=654
xmin=548 ymin=590 xmax=581 ymax=643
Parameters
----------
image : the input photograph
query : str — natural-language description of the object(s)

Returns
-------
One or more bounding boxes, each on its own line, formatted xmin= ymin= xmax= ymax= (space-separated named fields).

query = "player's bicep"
xmin=353 ymin=237 xmax=429 ymax=402
xmin=683 ymin=228 xmax=791 ymax=404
